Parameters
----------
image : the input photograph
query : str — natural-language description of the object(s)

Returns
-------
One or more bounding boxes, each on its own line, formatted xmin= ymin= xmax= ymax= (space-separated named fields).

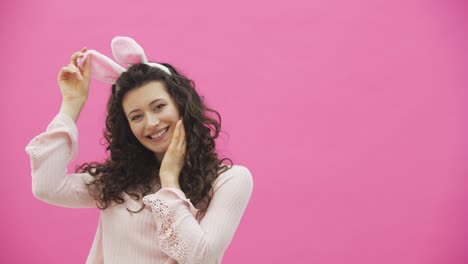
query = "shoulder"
xmin=213 ymin=164 xmax=253 ymax=193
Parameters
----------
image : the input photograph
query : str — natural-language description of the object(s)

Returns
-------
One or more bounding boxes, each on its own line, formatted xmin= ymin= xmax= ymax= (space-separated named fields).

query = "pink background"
xmin=2 ymin=0 xmax=468 ymax=263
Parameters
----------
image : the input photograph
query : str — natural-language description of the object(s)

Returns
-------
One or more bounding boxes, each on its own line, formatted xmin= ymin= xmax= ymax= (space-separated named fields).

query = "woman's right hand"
xmin=58 ymin=48 xmax=92 ymax=122
xmin=57 ymin=47 xmax=92 ymax=104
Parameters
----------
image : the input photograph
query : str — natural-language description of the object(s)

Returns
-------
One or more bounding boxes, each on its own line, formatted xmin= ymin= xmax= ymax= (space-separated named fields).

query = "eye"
xmin=154 ymin=104 xmax=166 ymax=111
xmin=131 ymin=115 xmax=142 ymax=121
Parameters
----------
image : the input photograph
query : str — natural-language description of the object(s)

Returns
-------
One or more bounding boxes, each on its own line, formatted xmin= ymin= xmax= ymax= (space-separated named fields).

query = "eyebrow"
xmin=127 ymin=98 xmax=163 ymax=117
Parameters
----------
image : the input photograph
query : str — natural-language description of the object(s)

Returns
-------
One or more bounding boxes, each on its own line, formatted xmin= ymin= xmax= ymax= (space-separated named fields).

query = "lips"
xmin=146 ymin=127 xmax=169 ymax=142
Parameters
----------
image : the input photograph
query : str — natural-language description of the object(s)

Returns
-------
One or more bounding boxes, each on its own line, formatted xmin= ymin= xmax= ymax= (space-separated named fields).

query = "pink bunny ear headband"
xmin=77 ymin=36 xmax=171 ymax=84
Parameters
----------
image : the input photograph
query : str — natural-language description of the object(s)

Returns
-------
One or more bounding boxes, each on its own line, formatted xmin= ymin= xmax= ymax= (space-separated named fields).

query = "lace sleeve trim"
xmin=26 ymin=137 xmax=41 ymax=171
xmin=142 ymin=195 xmax=189 ymax=263
xmin=25 ymin=113 xmax=79 ymax=167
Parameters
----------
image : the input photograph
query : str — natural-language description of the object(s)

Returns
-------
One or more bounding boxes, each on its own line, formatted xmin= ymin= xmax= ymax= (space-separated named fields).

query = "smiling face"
xmin=122 ymin=81 xmax=181 ymax=161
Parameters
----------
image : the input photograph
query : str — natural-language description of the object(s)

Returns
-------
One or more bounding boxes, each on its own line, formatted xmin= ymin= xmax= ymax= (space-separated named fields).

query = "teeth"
xmin=150 ymin=128 xmax=168 ymax=139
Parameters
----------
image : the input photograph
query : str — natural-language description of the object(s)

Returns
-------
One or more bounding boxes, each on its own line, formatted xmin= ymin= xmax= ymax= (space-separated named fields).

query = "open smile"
xmin=146 ymin=127 xmax=169 ymax=142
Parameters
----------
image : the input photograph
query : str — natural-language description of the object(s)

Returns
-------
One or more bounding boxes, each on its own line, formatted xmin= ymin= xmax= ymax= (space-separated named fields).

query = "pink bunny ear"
xmin=111 ymin=36 xmax=172 ymax=75
xmin=111 ymin=36 xmax=148 ymax=65
xmin=77 ymin=50 xmax=126 ymax=84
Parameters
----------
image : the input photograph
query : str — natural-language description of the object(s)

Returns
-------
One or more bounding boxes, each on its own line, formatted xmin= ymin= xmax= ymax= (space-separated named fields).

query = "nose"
xmin=145 ymin=112 xmax=160 ymax=128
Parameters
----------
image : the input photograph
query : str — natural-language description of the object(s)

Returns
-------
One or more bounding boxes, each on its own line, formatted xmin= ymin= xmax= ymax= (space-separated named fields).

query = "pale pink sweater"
xmin=25 ymin=113 xmax=253 ymax=264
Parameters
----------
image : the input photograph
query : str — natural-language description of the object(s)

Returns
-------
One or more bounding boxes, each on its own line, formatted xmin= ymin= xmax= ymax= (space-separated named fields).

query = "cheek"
xmin=128 ymin=123 xmax=142 ymax=138
xmin=168 ymin=106 xmax=181 ymax=121
xmin=171 ymin=113 xmax=181 ymax=123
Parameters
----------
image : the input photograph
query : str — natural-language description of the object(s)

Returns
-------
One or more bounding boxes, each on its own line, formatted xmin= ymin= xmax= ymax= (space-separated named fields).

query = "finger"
xmin=60 ymin=65 xmax=83 ymax=80
xmin=82 ymin=54 xmax=92 ymax=79
xmin=70 ymin=51 xmax=85 ymax=66
xmin=58 ymin=67 xmax=73 ymax=80
xmin=181 ymin=140 xmax=187 ymax=155
xmin=177 ymin=119 xmax=186 ymax=150
xmin=69 ymin=64 xmax=84 ymax=80
xmin=58 ymin=68 xmax=75 ymax=81
xmin=59 ymin=66 xmax=79 ymax=76
xmin=169 ymin=120 xmax=181 ymax=150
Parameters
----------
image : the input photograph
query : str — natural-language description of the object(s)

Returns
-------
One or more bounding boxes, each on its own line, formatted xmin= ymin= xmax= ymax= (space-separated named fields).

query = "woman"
xmin=25 ymin=37 xmax=253 ymax=264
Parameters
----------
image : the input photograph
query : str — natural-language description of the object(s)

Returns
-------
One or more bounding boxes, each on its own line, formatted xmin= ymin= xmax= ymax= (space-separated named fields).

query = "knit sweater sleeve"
xmin=25 ymin=112 xmax=98 ymax=208
xmin=142 ymin=165 xmax=253 ymax=264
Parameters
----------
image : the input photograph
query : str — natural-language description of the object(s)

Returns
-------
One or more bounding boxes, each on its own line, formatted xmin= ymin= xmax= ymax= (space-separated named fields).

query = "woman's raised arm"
xmin=25 ymin=50 xmax=98 ymax=208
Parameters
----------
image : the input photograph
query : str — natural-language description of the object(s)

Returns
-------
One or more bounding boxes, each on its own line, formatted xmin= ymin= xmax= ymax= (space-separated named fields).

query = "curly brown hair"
xmin=76 ymin=63 xmax=231 ymax=218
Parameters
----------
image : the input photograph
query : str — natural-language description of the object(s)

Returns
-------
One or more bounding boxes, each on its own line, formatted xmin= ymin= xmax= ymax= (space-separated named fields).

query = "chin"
xmin=148 ymin=145 xmax=168 ymax=155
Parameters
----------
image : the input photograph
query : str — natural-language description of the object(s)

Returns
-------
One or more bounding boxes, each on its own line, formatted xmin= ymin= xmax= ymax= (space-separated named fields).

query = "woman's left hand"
xmin=159 ymin=120 xmax=186 ymax=189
